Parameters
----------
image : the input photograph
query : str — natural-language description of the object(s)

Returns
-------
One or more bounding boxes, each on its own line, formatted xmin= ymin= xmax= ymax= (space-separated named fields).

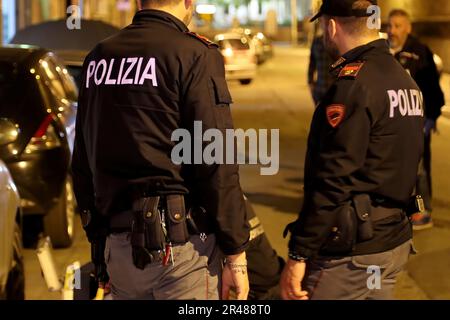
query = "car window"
xmin=218 ymin=38 xmax=250 ymax=50
xmin=40 ymin=55 xmax=78 ymax=102
xmin=0 ymin=62 xmax=20 ymax=110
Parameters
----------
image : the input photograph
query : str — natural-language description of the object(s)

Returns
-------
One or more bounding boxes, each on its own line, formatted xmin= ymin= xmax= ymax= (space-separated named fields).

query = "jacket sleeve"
xmin=71 ymin=56 xmax=97 ymax=211
xmin=181 ymin=49 xmax=250 ymax=255
xmin=308 ymin=39 xmax=317 ymax=85
xmin=416 ymin=46 xmax=445 ymax=121
xmin=288 ymin=82 xmax=371 ymax=258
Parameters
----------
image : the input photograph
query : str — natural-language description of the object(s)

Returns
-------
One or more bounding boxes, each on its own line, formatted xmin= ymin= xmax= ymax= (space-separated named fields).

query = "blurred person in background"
xmin=388 ymin=9 xmax=445 ymax=230
xmin=308 ymin=26 xmax=337 ymax=106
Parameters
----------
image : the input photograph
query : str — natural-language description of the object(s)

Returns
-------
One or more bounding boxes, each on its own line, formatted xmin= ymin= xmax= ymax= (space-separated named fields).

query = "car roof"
xmin=0 ymin=45 xmax=47 ymax=66
xmin=214 ymin=33 xmax=247 ymax=41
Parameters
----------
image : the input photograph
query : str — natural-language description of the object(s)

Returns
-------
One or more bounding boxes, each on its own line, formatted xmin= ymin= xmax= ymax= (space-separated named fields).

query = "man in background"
xmin=388 ymin=9 xmax=445 ymax=230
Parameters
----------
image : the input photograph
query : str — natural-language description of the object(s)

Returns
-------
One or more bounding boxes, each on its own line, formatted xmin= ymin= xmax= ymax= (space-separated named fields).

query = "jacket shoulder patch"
xmin=185 ymin=32 xmax=218 ymax=48
xmin=338 ymin=62 xmax=365 ymax=79
xmin=326 ymin=104 xmax=346 ymax=128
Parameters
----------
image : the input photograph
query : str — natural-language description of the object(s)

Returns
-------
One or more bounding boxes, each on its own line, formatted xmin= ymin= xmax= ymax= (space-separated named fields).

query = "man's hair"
xmin=388 ymin=9 xmax=411 ymax=21
xmin=140 ymin=0 xmax=181 ymax=8
xmin=324 ymin=0 xmax=379 ymax=36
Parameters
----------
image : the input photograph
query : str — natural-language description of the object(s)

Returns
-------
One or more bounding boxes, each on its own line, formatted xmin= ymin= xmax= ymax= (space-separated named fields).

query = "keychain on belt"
xmin=160 ymin=208 xmax=174 ymax=266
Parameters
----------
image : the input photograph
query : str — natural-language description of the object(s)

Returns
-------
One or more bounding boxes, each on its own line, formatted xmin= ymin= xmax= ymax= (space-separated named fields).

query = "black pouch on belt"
xmin=353 ymin=194 xmax=374 ymax=242
xmin=166 ymin=195 xmax=190 ymax=244
xmin=320 ymin=201 xmax=357 ymax=255
xmin=131 ymin=196 xmax=166 ymax=251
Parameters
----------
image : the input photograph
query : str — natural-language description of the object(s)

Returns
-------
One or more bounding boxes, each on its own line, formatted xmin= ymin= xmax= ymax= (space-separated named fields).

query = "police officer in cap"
xmin=281 ymin=0 xmax=423 ymax=300
xmin=72 ymin=0 xmax=250 ymax=300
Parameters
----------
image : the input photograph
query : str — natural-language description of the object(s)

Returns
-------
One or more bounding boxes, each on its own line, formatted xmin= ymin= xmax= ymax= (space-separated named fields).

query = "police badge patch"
xmin=326 ymin=104 xmax=346 ymax=128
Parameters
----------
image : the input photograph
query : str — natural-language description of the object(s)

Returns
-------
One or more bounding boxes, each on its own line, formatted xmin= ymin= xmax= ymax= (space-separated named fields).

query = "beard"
xmin=388 ymin=35 xmax=400 ymax=49
xmin=323 ymin=30 xmax=340 ymax=61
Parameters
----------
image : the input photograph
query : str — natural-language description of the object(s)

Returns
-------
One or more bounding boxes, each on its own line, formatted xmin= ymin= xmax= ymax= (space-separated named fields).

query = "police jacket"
xmin=289 ymin=39 xmax=424 ymax=259
xmin=394 ymin=35 xmax=445 ymax=121
xmin=72 ymin=10 xmax=249 ymax=255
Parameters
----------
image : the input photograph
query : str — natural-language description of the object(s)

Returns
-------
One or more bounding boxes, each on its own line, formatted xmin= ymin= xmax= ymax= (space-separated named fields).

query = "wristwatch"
xmin=288 ymin=251 xmax=309 ymax=262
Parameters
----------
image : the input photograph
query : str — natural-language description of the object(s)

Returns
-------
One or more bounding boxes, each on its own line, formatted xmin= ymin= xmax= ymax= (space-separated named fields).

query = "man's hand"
xmin=308 ymin=83 xmax=316 ymax=96
xmin=280 ymin=259 xmax=309 ymax=300
xmin=222 ymin=252 xmax=249 ymax=300
xmin=424 ymin=118 xmax=437 ymax=136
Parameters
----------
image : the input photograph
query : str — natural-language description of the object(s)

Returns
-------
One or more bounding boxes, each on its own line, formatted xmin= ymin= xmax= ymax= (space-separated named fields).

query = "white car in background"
xmin=215 ymin=33 xmax=257 ymax=85
xmin=0 ymin=119 xmax=24 ymax=300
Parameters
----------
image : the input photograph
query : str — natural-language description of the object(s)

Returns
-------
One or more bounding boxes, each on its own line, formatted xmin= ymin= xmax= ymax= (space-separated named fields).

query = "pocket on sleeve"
xmin=210 ymin=77 xmax=234 ymax=129
xmin=211 ymin=76 xmax=233 ymax=106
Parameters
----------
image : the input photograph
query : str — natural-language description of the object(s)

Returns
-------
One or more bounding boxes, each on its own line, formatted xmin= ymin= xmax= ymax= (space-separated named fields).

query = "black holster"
xmin=320 ymin=194 xmax=374 ymax=255
xmin=130 ymin=195 xmax=190 ymax=269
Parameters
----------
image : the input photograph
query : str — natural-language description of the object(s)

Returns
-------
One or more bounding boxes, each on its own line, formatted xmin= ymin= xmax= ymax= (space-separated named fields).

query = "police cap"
xmin=310 ymin=0 xmax=378 ymax=22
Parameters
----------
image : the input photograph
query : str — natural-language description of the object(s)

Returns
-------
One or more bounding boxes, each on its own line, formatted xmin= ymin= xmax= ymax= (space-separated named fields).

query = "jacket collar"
xmin=133 ymin=9 xmax=188 ymax=33
xmin=331 ymin=39 xmax=390 ymax=71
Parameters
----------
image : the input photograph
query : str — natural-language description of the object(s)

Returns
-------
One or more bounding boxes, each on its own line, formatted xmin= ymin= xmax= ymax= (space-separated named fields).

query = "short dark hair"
xmin=324 ymin=0 xmax=379 ymax=36
xmin=389 ymin=9 xmax=411 ymax=20
xmin=140 ymin=0 xmax=181 ymax=8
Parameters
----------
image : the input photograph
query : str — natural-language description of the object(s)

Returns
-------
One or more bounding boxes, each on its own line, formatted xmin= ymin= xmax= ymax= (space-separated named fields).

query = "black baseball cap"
xmin=310 ymin=0 xmax=378 ymax=22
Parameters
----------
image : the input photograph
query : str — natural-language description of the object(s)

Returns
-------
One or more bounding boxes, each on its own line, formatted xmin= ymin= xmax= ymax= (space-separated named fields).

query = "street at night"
xmin=22 ymin=46 xmax=450 ymax=300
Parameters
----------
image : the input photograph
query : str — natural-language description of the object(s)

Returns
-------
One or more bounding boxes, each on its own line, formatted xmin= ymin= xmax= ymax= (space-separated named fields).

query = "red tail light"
xmin=33 ymin=114 xmax=54 ymax=138
xmin=25 ymin=114 xmax=61 ymax=154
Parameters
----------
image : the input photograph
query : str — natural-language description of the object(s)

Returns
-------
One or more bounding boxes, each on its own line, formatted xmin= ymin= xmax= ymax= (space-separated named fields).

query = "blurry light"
xmin=58 ymin=107 xmax=64 ymax=112
xmin=256 ymin=33 xmax=265 ymax=40
xmin=36 ymin=75 xmax=41 ymax=80
xmin=217 ymin=35 xmax=225 ymax=41
xmin=57 ymin=113 xmax=62 ymax=118
xmin=63 ymin=69 xmax=68 ymax=75
xmin=223 ymin=48 xmax=234 ymax=57
xmin=46 ymin=108 xmax=52 ymax=113
xmin=41 ymin=61 xmax=49 ymax=69
xmin=30 ymin=68 xmax=36 ymax=74
xmin=18 ymin=162 xmax=27 ymax=169
xmin=18 ymin=44 xmax=33 ymax=49
xmin=20 ymin=199 xmax=36 ymax=208
xmin=196 ymin=4 xmax=216 ymax=15
xmin=12 ymin=149 xmax=18 ymax=155
xmin=61 ymin=98 xmax=69 ymax=104
xmin=56 ymin=66 xmax=61 ymax=72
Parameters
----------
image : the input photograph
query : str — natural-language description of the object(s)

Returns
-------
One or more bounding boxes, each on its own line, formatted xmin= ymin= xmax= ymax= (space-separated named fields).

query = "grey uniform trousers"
xmin=105 ymin=233 xmax=223 ymax=300
xmin=303 ymin=240 xmax=414 ymax=300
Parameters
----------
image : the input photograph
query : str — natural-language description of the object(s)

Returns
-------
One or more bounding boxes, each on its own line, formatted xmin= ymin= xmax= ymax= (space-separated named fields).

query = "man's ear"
xmin=328 ymin=18 xmax=337 ymax=39
xmin=406 ymin=22 xmax=412 ymax=34
xmin=185 ymin=0 xmax=193 ymax=9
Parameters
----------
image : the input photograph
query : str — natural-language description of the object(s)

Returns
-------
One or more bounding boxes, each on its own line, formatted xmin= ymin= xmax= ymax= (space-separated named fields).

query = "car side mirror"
xmin=0 ymin=118 xmax=19 ymax=146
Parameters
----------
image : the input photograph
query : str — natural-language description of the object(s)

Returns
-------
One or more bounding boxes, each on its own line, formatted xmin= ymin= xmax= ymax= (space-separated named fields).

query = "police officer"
xmin=72 ymin=0 xmax=250 ymax=300
xmin=281 ymin=0 xmax=423 ymax=300
xmin=388 ymin=9 xmax=445 ymax=230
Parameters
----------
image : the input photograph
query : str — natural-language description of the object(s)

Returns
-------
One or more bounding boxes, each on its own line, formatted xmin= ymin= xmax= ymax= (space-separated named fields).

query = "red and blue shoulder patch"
xmin=185 ymin=32 xmax=218 ymax=49
xmin=326 ymin=104 xmax=346 ymax=128
xmin=338 ymin=62 xmax=365 ymax=79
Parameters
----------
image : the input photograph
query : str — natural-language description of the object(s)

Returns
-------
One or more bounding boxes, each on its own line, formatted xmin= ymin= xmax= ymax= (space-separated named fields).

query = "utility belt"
xmin=319 ymin=194 xmax=423 ymax=256
xmin=109 ymin=195 xmax=212 ymax=269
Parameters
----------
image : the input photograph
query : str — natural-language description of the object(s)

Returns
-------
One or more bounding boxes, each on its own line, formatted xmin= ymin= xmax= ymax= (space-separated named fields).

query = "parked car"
xmin=0 ymin=119 xmax=24 ymax=300
xmin=0 ymin=46 xmax=78 ymax=248
xmin=215 ymin=33 xmax=257 ymax=85
xmin=231 ymin=28 xmax=274 ymax=65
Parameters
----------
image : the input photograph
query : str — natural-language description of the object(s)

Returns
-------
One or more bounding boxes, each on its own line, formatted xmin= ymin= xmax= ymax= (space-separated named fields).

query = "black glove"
xmin=81 ymin=209 xmax=110 ymax=285
xmin=91 ymin=238 xmax=109 ymax=285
